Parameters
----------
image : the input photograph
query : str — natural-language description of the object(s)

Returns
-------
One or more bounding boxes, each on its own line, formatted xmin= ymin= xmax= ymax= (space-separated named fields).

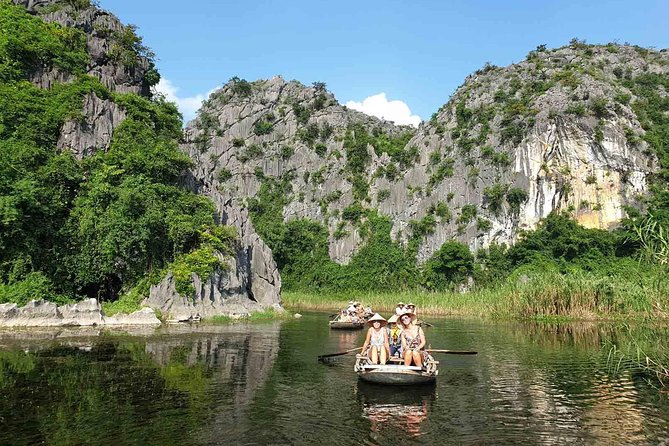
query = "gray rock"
xmin=142 ymin=254 xmax=282 ymax=322
xmin=59 ymin=298 xmax=104 ymax=325
xmin=0 ymin=299 xmax=158 ymax=327
xmin=102 ymin=307 xmax=161 ymax=326
xmin=181 ymin=46 xmax=666 ymax=267
xmin=57 ymin=93 xmax=127 ymax=158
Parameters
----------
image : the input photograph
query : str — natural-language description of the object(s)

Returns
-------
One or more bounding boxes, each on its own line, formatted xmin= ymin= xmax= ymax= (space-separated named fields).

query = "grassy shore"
xmin=283 ymin=269 xmax=669 ymax=320
xmin=208 ymin=308 xmax=293 ymax=323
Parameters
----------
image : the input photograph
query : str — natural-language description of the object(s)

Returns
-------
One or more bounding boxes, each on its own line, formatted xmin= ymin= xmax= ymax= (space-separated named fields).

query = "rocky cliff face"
xmin=182 ymin=77 xmax=412 ymax=263
xmin=184 ymin=43 xmax=667 ymax=264
xmin=14 ymin=0 xmax=281 ymax=316
xmin=14 ymin=0 xmax=154 ymax=95
xmin=14 ymin=0 xmax=153 ymax=158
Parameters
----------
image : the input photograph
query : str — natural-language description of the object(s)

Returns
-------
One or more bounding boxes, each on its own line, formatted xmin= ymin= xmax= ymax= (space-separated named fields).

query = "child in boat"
xmin=361 ymin=313 xmax=390 ymax=365
xmin=387 ymin=314 xmax=402 ymax=358
xmin=398 ymin=311 xmax=425 ymax=368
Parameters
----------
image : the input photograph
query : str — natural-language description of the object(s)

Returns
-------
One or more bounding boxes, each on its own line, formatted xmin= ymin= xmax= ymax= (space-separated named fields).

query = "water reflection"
xmin=357 ymin=382 xmax=435 ymax=442
xmin=0 ymin=323 xmax=282 ymax=445
xmin=334 ymin=329 xmax=361 ymax=352
xmin=2 ymin=314 xmax=669 ymax=445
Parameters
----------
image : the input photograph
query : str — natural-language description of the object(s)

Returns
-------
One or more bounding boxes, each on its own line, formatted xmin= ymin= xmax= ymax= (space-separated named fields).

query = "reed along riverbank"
xmin=282 ymin=268 xmax=669 ymax=320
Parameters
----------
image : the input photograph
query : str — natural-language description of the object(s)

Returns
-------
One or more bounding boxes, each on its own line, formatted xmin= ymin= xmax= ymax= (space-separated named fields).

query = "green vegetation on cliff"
xmin=248 ymin=41 xmax=669 ymax=319
xmin=0 ymin=2 xmax=232 ymax=308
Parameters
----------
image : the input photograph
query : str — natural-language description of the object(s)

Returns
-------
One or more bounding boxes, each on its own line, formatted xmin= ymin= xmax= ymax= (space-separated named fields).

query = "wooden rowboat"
xmin=354 ymin=354 xmax=439 ymax=385
xmin=329 ymin=320 xmax=365 ymax=329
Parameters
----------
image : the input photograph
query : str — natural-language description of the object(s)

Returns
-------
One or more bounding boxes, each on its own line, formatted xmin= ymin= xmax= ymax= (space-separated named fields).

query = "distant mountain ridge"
xmin=182 ymin=43 xmax=667 ymax=269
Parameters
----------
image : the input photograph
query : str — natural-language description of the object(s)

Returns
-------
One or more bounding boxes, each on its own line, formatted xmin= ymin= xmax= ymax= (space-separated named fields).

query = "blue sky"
xmin=107 ymin=0 xmax=668 ymax=125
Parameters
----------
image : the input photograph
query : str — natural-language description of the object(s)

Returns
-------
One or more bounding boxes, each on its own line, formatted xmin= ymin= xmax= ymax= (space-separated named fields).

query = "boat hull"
xmin=354 ymin=361 xmax=438 ymax=386
xmin=358 ymin=369 xmax=436 ymax=385
xmin=329 ymin=321 xmax=365 ymax=329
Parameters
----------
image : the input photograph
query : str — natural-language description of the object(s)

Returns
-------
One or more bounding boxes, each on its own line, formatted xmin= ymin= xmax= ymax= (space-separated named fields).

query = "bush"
xmin=253 ymin=120 xmax=273 ymax=135
xmin=228 ymin=77 xmax=252 ymax=97
xmin=217 ymin=168 xmax=232 ymax=182
xmin=457 ymin=204 xmax=477 ymax=224
xmin=377 ymin=189 xmax=391 ymax=202
xmin=280 ymin=145 xmax=294 ymax=159
xmin=508 ymin=212 xmax=618 ymax=269
xmin=506 ymin=187 xmax=529 ymax=215
xmin=483 ymin=183 xmax=508 ymax=216
xmin=0 ymin=272 xmax=70 ymax=306
xmin=423 ymin=241 xmax=474 ymax=289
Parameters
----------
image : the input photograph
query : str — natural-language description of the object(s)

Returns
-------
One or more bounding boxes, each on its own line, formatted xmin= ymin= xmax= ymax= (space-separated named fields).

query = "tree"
xmin=423 ymin=241 xmax=474 ymax=289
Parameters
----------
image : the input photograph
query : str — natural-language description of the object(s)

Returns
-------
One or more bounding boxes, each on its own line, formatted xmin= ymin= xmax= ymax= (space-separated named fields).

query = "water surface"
xmin=1 ymin=313 xmax=668 ymax=445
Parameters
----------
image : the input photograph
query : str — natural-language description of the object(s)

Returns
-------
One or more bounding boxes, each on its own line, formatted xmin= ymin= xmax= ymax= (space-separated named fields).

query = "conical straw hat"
xmin=366 ymin=313 xmax=387 ymax=326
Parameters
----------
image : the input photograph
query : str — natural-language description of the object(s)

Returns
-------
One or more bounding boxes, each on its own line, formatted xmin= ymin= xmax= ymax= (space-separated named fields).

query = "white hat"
xmin=397 ymin=311 xmax=417 ymax=326
xmin=366 ymin=313 xmax=387 ymax=327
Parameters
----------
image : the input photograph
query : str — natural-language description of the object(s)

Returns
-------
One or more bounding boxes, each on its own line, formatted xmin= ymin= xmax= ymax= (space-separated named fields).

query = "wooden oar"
xmin=318 ymin=346 xmax=362 ymax=362
xmin=427 ymin=349 xmax=477 ymax=355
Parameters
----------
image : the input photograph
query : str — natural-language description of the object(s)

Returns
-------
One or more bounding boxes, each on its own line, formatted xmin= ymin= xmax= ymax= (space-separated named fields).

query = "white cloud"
xmin=345 ymin=93 xmax=422 ymax=127
xmin=153 ymin=78 xmax=219 ymax=123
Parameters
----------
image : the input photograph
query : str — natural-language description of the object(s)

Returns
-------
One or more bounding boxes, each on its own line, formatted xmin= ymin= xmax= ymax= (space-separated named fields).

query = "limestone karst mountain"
xmin=6 ymin=0 xmax=280 ymax=318
xmin=4 ymin=0 xmax=668 ymax=311
xmin=182 ymin=43 xmax=666 ymax=273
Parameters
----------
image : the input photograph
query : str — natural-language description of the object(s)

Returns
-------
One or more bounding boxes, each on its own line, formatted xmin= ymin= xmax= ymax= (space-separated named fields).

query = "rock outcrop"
xmin=142 ymin=254 xmax=281 ymax=322
xmin=183 ymin=44 xmax=667 ymax=264
xmin=181 ymin=77 xmax=410 ymax=263
xmin=14 ymin=0 xmax=154 ymax=95
xmin=0 ymin=299 xmax=161 ymax=327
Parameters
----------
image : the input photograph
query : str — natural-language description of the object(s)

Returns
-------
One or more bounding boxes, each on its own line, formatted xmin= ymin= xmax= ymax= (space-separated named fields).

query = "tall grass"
xmin=283 ymin=265 xmax=669 ymax=320
xmin=605 ymin=323 xmax=669 ymax=388
xmin=208 ymin=308 xmax=291 ymax=324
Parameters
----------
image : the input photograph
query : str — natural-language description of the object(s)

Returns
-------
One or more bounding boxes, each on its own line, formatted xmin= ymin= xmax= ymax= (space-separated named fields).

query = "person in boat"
xmin=363 ymin=306 xmax=373 ymax=319
xmin=398 ymin=311 xmax=425 ymax=367
xmin=406 ymin=303 xmax=417 ymax=317
xmin=395 ymin=302 xmax=406 ymax=316
xmin=361 ymin=313 xmax=390 ymax=365
xmin=387 ymin=314 xmax=402 ymax=358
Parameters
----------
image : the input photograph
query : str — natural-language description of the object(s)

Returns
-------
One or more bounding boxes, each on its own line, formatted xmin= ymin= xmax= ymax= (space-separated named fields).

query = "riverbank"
xmin=283 ymin=270 xmax=669 ymax=320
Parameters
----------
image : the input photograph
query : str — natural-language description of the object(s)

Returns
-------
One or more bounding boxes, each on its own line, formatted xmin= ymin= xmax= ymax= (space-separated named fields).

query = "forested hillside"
xmin=1 ymin=0 xmax=667 ymax=314
xmin=0 ymin=1 xmax=263 ymax=313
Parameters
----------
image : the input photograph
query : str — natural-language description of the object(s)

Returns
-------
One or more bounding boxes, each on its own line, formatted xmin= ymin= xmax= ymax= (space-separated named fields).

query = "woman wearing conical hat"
xmin=398 ymin=311 xmax=425 ymax=367
xmin=360 ymin=313 xmax=390 ymax=365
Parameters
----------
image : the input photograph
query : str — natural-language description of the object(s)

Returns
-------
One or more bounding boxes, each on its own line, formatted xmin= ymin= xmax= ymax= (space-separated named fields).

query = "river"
xmin=1 ymin=312 xmax=668 ymax=445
